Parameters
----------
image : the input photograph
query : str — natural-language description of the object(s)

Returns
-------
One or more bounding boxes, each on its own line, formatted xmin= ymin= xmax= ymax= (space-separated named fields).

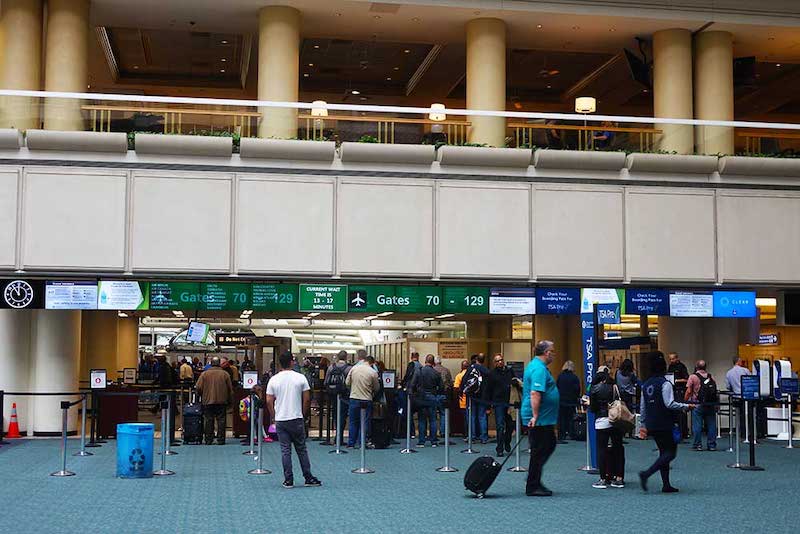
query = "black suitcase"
xmin=371 ymin=418 xmax=392 ymax=449
xmin=183 ymin=403 xmax=203 ymax=444
xmin=573 ymin=412 xmax=587 ymax=442
xmin=463 ymin=439 xmax=520 ymax=498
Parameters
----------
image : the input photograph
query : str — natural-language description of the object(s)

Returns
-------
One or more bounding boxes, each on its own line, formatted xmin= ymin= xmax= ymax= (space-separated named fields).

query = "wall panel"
xmin=0 ymin=169 xmax=18 ymax=268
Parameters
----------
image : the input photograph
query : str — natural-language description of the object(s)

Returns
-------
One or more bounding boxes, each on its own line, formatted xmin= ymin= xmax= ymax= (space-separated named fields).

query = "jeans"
xmin=437 ymin=394 xmax=449 ymax=438
xmin=557 ymin=405 xmax=576 ymax=440
xmin=469 ymin=398 xmax=489 ymax=442
xmin=493 ymin=404 xmax=512 ymax=454
xmin=692 ymin=406 xmax=717 ymax=449
xmin=596 ymin=427 xmax=625 ymax=480
xmin=331 ymin=395 xmax=349 ymax=446
xmin=526 ymin=425 xmax=557 ymax=493
xmin=417 ymin=393 xmax=441 ymax=445
xmin=347 ymin=399 xmax=373 ymax=447
xmin=203 ymin=404 xmax=226 ymax=444
xmin=642 ymin=430 xmax=677 ymax=489
xmin=275 ymin=418 xmax=313 ymax=482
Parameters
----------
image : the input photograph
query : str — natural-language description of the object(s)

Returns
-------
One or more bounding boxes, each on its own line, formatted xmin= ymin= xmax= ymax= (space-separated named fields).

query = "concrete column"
xmin=488 ymin=317 xmax=511 ymax=362
xmin=117 ymin=317 xmax=139 ymax=371
xmin=657 ymin=316 xmax=739 ymax=384
xmin=466 ymin=18 xmax=506 ymax=147
xmin=31 ymin=310 xmax=81 ymax=434
xmin=0 ymin=310 xmax=32 ymax=435
xmin=466 ymin=320 xmax=488 ymax=357
xmin=43 ymin=0 xmax=89 ymax=131
xmin=694 ymin=31 xmax=734 ymax=155
xmin=0 ymin=0 xmax=43 ymax=130
xmin=653 ymin=29 xmax=693 ymax=154
xmin=534 ymin=315 xmax=568 ymax=375
xmin=257 ymin=6 xmax=300 ymax=139
xmin=81 ymin=312 xmax=141 ymax=380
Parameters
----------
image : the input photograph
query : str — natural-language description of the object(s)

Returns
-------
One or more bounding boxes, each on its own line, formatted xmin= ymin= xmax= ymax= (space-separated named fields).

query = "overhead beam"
xmin=736 ymin=66 xmax=800 ymax=117
xmin=562 ymin=52 xmax=625 ymax=102
xmin=405 ymin=44 xmax=443 ymax=96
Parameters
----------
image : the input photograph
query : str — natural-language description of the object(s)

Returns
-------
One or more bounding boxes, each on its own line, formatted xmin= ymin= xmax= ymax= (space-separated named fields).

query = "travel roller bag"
xmin=463 ymin=437 xmax=521 ymax=498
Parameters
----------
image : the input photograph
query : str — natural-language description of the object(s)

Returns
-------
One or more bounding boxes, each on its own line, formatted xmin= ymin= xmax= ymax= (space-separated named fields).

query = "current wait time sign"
xmin=299 ymin=284 xmax=348 ymax=313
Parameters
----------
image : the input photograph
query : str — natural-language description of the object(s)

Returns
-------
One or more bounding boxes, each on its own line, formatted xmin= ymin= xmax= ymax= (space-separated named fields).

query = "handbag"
xmin=608 ymin=386 xmax=635 ymax=432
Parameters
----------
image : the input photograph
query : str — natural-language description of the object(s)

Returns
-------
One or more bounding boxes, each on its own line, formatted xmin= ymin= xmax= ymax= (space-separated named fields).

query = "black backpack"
xmin=695 ymin=372 xmax=718 ymax=404
xmin=461 ymin=366 xmax=483 ymax=396
xmin=326 ymin=366 xmax=348 ymax=395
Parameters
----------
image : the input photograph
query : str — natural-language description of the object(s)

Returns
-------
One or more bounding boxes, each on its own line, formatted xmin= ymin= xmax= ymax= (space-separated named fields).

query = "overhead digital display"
xmin=186 ymin=321 xmax=210 ymax=343
xmin=669 ymin=291 xmax=713 ymax=317
xmin=299 ymin=284 xmax=348 ymax=313
xmin=45 ymin=281 xmax=98 ymax=310
xmin=393 ymin=286 xmax=443 ymax=314
xmin=489 ymin=287 xmax=536 ymax=315
xmin=712 ymin=291 xmax=757 ymax=318
xmin=347 ymin=285 xmax=397 ymax=313
xmin=149 ymin=282 xmax=202 ymax=310
xmin=97 ymin=281 xmax=149 ymax=310
xmin=626 ymin=289 xmax=670 ymax=316
xmin=0 ymin=279 xmax=45 ymax=309
xmin=535 ymin=288 xmax=580 ymax=315
xmin=200 ymin=282 xmax=251 ymax=311
xmin=252 ymin=284 xmax=298 ymax=312
xmin=443 ymin=287 xmax=489 ymax=314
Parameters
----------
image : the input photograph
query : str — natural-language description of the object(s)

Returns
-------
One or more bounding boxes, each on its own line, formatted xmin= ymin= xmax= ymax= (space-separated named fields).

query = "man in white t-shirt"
xmin=266 ymin=351 xmax=322 ymax=489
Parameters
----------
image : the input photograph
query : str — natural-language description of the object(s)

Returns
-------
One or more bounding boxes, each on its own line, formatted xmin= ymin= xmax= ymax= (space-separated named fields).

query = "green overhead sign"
xmin=443 ymin=286 xmax=490 ymax=314
xmin=299 ymin=284 xmax=348 ymax=313
xmin=252 ymin=283 xmax=298 ymax=312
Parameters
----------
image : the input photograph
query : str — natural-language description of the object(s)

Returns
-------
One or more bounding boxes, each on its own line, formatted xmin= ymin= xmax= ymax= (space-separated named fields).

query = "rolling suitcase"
xmin=463 ymin=438 xmax=521 ymax=498
xmin=182 ymin=394 xmax=203 ymax=444
xmin=573 ymin=412 xmax=587 ymax=442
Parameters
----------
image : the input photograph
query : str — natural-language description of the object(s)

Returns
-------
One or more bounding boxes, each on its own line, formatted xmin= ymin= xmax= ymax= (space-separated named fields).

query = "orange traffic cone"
xmin=6 ymin=402 xmax=21 ymax=438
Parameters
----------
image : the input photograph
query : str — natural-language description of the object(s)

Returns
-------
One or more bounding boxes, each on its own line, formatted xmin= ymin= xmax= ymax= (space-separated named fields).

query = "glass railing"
xmin=2 ymin=89 xmax=800 ymax=159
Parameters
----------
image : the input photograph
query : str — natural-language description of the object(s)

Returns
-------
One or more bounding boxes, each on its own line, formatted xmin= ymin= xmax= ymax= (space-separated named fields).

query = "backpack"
xmin=695 ymin=372 xmax=718 ymax=405
xmin=326 ymin=366 xmax=348 ymax=395
xmin=461 ymin=366 xmax=483 ymax=396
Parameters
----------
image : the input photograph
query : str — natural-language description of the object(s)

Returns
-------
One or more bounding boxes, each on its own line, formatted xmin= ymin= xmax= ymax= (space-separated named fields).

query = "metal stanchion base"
xmin=161 ymin=450 xmax=178 ymax=456
xmin=508 ymin=466 xmax=527 ymax=472
xmin=153 ymin=469 xmax=175 ymax=476
xmin=577 ymin=465 xmax=599 ymax=474
xmin=85 ymin=443 xmax=101 ymax=448
xmin=242 ymin=450 xmax=257 ymax=456
xmin=436 ymin=466 xmax=458 ymax=472
xmin=352 ymin=467 xmax=375 ymax=474
xmin=461 ymin=447 xmax=479 ymax=454
xmin=248 ymin=468 xmax=271 ymax=475
xmin=400 ymin=448 xmax=418 ymax=454
xmin=726 ymin=462 xmax=744 ymax=469
xmin=739 ymin=465 xmax=765 ymax=471
xmin=50 ymin=470 xmax=76 ymax=477
xmin=73 ymin=451 xmax=93 ymax=457
xmin=329 ymin=449 xmax=348 ymax=454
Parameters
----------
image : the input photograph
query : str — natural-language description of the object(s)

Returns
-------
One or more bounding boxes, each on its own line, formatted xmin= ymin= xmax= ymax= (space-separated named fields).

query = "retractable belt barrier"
xmin=50 ymin=395 xmax=88 ymax=477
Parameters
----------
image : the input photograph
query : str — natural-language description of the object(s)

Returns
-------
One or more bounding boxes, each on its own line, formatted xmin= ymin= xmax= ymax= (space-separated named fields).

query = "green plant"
xmin=357 ymin=134 xmax=379 ymax=143
xmin=127 ymin=129 xmax=241 ymax=152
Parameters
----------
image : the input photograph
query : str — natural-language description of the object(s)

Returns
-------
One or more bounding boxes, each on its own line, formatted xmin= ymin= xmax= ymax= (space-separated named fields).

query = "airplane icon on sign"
xmin=350 ymin=291 xmax=366 ymax=308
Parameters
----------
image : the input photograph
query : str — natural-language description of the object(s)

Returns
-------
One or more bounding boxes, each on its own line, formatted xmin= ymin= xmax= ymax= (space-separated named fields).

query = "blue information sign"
xmin=741 ymin=375 xmax=761 ymax=401
xmin=780 ymin=378 xmax=799 ymax=396
xmin=626 ymin=289 xmax=669 ymax=315
xmin=596 ymin=302 xmax=621 ymax=325
xmin=712 ymin=291 xmax=756 ymax=318
xmin=535 ymin=288 xmax=580 ymax=315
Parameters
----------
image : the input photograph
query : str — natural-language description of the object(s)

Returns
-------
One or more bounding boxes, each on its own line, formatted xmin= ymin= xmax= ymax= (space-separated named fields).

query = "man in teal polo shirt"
xmin=521 ymin=340 xmax=560 ymax=497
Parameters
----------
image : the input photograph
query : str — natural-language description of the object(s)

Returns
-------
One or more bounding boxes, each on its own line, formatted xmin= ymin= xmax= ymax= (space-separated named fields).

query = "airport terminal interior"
xmin=2 ymin=0 xmax=800 ymax=533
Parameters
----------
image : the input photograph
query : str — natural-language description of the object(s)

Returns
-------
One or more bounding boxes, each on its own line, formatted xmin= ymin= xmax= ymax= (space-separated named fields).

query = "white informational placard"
xmin=382 ymin=370 xmax=396 ymax=389
xmin=665 ymin=373 xmax=675 ymax=385
xmin=97 ymin=281 xmax=145 ymax=310
xmin=580 ymin=288 xmax=620 ymax=314
xmin=669 ymin=291 xmax=713 ymax=317
xmin=186 ymin=322 xmax=210 ymax=343
xmin=123 ymin=368 xmax=136 ymax=384
xmin=489 ymin=288 xmax=536 ymax=315
xmin=90 ymin=369 xmax=107 ymax=389
xmin=242 ymin=370 xmax=258 ymax=390
xmin=46 ymin=281 xmax=98 ymax=310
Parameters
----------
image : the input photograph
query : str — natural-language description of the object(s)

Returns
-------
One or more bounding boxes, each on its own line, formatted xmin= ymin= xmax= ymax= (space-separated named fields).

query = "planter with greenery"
xmin=437 ymin=144 xmax=532 ymax=167
xmin=719 ymin=154 xmax=800 ymax=177
xmin=626 ymin=152 xmax=718 ymax=174
xmin=0 ymin=129 xmax=22 ymax=150
xmin=134 ymin=132 xmax=233 ymax=157
xmin=26 ymin=129 xmax=127 ymax=153
xmin=240 ymin=137 xmax=336 ymax=162
xmin=533 ymin=148 xmax=626 ymax=171
xmin=339 ymin=141 xmax=435 ymax=164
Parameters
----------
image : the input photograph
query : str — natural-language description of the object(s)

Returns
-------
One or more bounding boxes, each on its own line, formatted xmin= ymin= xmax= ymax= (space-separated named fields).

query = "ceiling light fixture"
xmin=314 ymin=44 xmax=320 ymax=49
xmin=429 ymin=102 xmax=446 ymax=121
xmin=404 ymin=49 xmax=411 ymax=53
xmin=118 ymin=311 xmax=128 ymax=318
xmin=377 ymin=311 xmax=394 ymax=317
xmin=303 ymin=73 xmax=310 ymax=77
xmin=412 ymin=17 xmax=421 ymax=22
xmin=308 ymin=63 xmax=314 ymax=67
xmin=373 ymin=15 xmax=381 ymax=19
xmin=435 ymin=313 xmax=455 ymax=319
xmin=351 ymin=89 xmax=360 ymax=95
xmin=220 ymin=69 xmax=225 ymax=73
xmin=307 ymin=312 xmax=320 ymax=317
xmin=536 ymin=24 xmax=543 ymax=29
xmin=221 ymin=58 xmax=227 ymax=62
xmin=133 ymin=65 xmax=139 ymax=69
xmin=311 ymin=100 xmax=328 ymax=117
xmin=776 ymin=63 xmax=782 ymax=67
xmin=364 ymin=315 xmax=378 ymax=321
xmin=423 ymin=317 xmax=435 ymax=321
xmin=393 ymin=66 xmax=400 ymax=70
xmin=575 ymin=96 xmax=597 ymax=114
xmin=609 ymin=28 xmax=616 ymax=32
xmin=386 ymin=77 xmax=392 ymax=81
xmin=221 ymin=40 xmax=228 ymax=44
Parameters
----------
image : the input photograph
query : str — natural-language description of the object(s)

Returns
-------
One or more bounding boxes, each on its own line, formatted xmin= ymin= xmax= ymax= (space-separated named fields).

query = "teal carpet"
xmin=1 ymin=435 xmax=797 ymax=534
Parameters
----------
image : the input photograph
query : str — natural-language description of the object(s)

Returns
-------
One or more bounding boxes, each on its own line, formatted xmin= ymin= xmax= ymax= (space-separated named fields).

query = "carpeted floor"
xmin=1 ymin=434 xmax=797 ymax=534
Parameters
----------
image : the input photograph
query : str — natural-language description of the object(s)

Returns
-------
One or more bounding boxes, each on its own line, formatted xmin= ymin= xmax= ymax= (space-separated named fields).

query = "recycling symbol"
xmin=129 ymin=448 xmax=146 ymax=471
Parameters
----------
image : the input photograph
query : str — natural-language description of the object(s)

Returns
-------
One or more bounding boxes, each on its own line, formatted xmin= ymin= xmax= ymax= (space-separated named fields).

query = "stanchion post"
xmin=249 ymin=407 xmax=271 ymax=475
xmin=728 ymin=400 xmax=743 ymax=468
xmin=0 ymin=390 xmax=7 ymax=445
xmin=50 ymin=401 xmax=76 ymax=477
xmin=508 ymin=405 xmax=527 ymax=472
xmin=330 ymin=393 xmax=347 ymax=455
xmin=164 ymin=394 xmax=178 ymax=455
xmin=727 ymin=394 xmax=734 ymax=453
xmin=86 ymin=391 xmax=101 ymax=448
xmin=319 ymin=392 xmax=332 ymax=446
xmin=739 ymin=400 xmax=764 ymax=471
xmin=577 ymin=407 xmax=598 ymax=473
xmin=243 ymin=393 xmax=257 ymax=456
xmin=400 ymin=393 xmax=417 ymax=454
xmin=352 ymin=406 xmax=374 ymax=474
xmin=154 ymin=401 xmax=175 ymax=476
xmin=73 ymin=394 xmax=93 ymax=457
xmin=436 ymin=407 xmax=457 ymax=473
xmin=461 ymin=398 xmax=478 ymax=454
xmin=785 ymin=395 xmax=794 ymax=450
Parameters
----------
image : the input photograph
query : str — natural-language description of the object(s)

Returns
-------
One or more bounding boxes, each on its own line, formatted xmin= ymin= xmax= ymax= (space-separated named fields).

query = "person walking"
xmin=638 ymin=352 xmax=693 ymax=493
xmin=684 ymin=360 xmax=718 ymax=451
xmin=345 ymin=352 xmax=380 ymax=448
xmin=265 ymin=351 xmax=322 ymax=489
xmin=589 ymin=366 xmax=625 ymax=488
xmin=195 ymin=356 xmax=234 ymax=445
xmin=482 ymin=354 xmax=516 ymax=456
xmin=556 ymin=361 xmax=581 ymax=442
xmin=522 ymin=340 xmax=560 ymax=497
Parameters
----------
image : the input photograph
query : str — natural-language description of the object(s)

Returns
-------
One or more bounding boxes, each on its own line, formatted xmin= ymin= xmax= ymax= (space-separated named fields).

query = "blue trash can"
xmin=116 ymin=423 xmax=154 ymax=478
